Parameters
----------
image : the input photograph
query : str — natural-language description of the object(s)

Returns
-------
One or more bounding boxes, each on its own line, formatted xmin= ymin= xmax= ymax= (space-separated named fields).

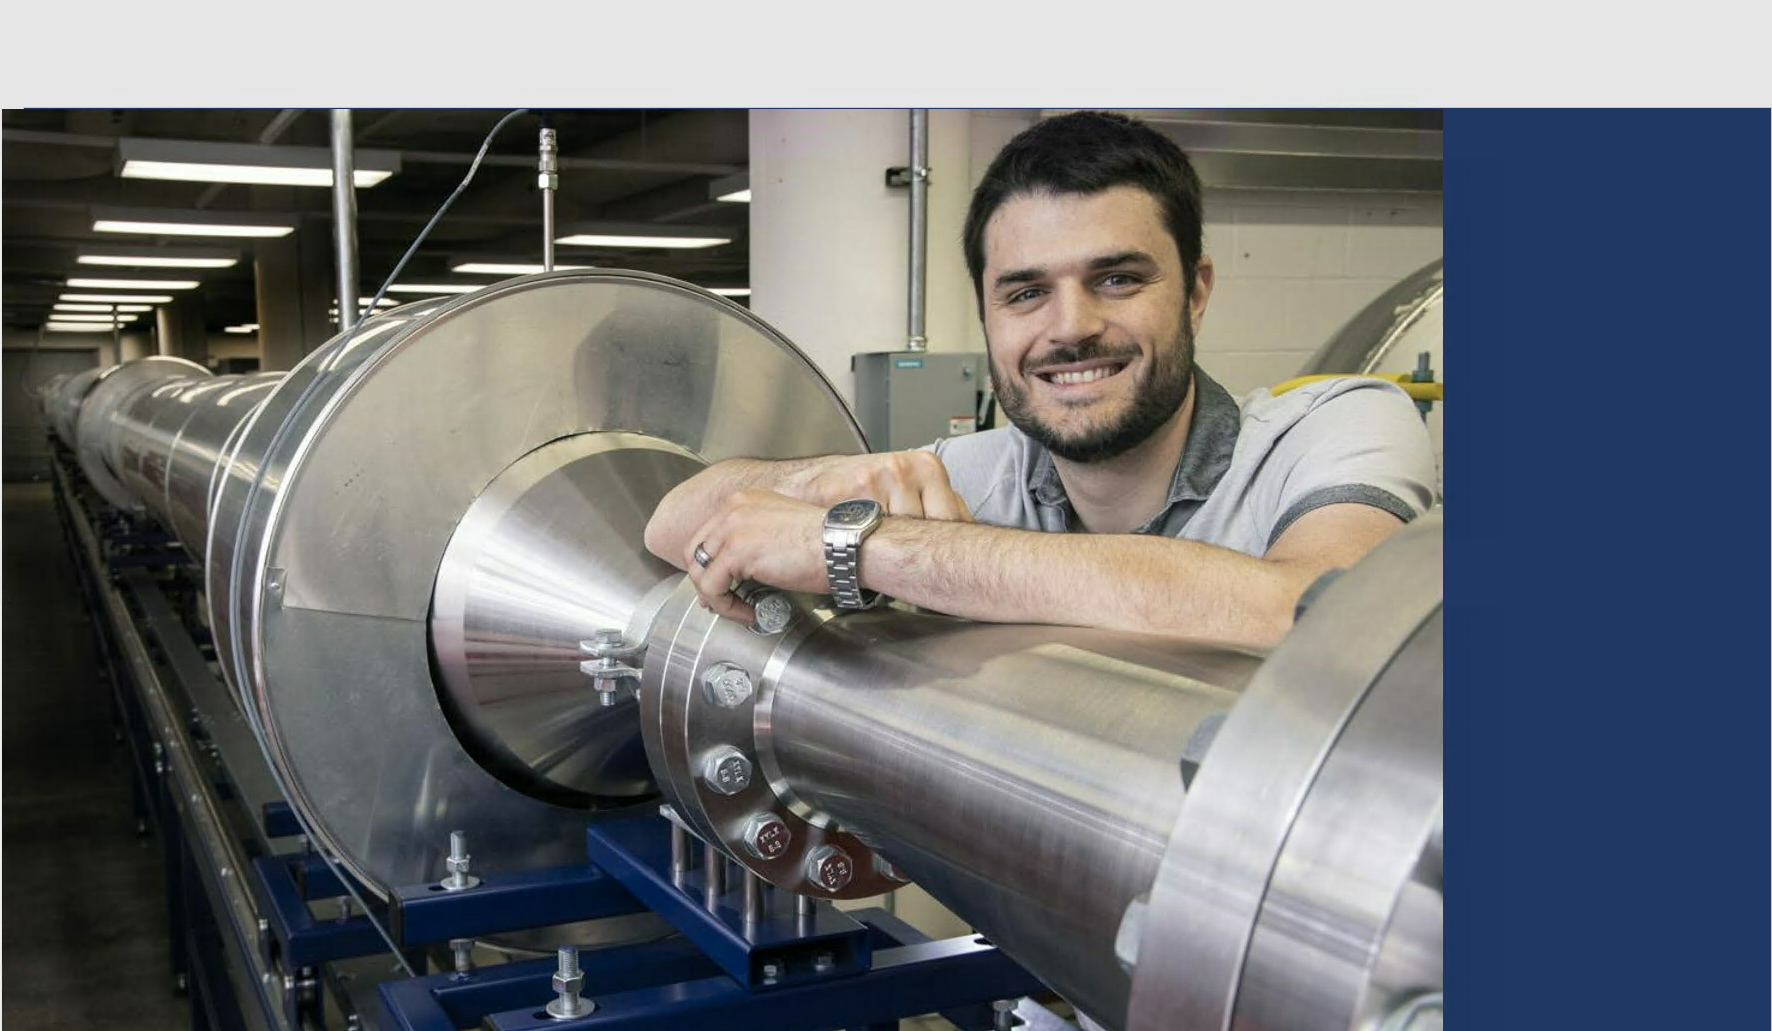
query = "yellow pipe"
xmin=1269 ymin=373 xmax=1443 ymax=403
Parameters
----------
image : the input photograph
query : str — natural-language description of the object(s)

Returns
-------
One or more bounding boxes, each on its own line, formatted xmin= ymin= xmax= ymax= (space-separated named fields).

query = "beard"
xmin=991 ymin=316 xmax=1195 ymax=464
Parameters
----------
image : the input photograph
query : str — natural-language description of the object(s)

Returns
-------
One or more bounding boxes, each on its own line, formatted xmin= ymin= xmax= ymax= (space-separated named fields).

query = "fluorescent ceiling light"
xmin=224 ymin=324 xmax=259 ymax=334
xmin=78 ymin=248 xmax=238 ymax=269
xmin=556 ymin=233 xmax=731 ymax=249
xmin=67 ymin=277 xmax=200 ymax=290
xmin=56 ymin=303 xmax=153 ymax=313
xmin=384 ymin=283 xmax=484 ymax=295
xmin=92 ymin=205 xmax=296 ymax=238
xmin=450 ymin=262 xmax=593 ymax=275
xmin=709 ymin=287 xmax=752 ymax=297
xmin=117 ymin=137 xmax=400 ymax=188
xmin=715 ymin=189 xmax=751 ymax=203
xmin=49 ymin=313 xmax=139 ymax=322
xmin=62 ymin=293 xmax=175 ymax=303
xmin=46 ymin=323 xmax=129 ymax=333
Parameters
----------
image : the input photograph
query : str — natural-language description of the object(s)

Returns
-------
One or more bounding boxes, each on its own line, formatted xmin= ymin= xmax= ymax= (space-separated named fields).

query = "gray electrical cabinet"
xmin=851 ymin=351 xmax=988 ymax=452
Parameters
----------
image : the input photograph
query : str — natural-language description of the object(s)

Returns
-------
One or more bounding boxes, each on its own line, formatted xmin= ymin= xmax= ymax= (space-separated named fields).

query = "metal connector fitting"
xmin=580 ymin=629 xmax=645 ymax=707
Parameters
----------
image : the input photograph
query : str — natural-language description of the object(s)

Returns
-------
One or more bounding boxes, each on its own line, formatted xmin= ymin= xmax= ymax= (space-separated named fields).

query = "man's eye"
xmin=1100 ymin=273 xmax=1142 ymax=289
xmin=1007 ymin=287 xmax=1044 ymax=304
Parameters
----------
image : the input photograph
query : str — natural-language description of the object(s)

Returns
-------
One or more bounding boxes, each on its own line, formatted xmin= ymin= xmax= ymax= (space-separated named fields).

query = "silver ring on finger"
xmin=693 ymin=542 xmax=714 ymax=568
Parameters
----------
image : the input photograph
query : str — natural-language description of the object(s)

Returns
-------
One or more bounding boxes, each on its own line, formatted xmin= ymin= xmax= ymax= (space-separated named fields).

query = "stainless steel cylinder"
xmin=75 ymin=355 xmax=211 ymax=512
xmin=641 ymin=516 xmax=1442 ymax=1031
xmin=765 ymin=615 xmax=1255 ymax=1024
xmin=641 ymin=589 xmax=1260 ymax=1025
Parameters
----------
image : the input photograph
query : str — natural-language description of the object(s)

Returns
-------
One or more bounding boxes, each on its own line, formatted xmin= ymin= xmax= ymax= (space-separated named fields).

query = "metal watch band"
xmin=824 ymin=534 xmax=877 ymax=609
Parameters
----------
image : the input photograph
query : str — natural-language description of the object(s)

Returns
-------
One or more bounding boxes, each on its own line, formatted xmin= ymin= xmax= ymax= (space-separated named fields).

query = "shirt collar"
xmin=1027 ymin=367 xmax=1241 ymax=516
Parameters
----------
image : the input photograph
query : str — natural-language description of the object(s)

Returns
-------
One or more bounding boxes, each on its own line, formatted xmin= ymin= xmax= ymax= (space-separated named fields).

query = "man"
xmin=644 ymin=111 xmax=1435 ymax=648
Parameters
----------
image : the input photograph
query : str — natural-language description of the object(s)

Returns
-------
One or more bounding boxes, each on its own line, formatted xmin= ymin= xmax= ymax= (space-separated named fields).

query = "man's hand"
xmin=792 ymin=451 xmax=974 ymax=522
xmin=682 ymin=489 xmax=831 ymax=624
xmin=645 ymin=451 xmax=972 ymax=586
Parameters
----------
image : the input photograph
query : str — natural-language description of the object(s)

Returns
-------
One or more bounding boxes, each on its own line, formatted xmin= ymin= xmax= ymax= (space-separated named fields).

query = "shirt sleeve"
xmin=1258 ymin=379 xmax=1438 ymax=551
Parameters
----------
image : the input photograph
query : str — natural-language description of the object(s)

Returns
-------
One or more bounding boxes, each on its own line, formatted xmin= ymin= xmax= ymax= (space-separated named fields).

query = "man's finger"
xmin=921 ymin=486 xmax=973 ymax=523
xmin=886 ymin=479 xmax=925 ymax=519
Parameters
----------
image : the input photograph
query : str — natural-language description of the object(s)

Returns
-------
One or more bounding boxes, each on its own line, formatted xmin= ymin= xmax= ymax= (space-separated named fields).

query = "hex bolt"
xmin=701 ymin=662 xmax=755 ymax=708
xmin=450 ymin=938 xmax=474 ymax=976
xmin=700 ymin=747 xmax=753 ymax=796
xmin=760 ymin=960 xmax=782 ymax=984
xmin=440 ymin=830 xmax=480 ymax=891
xmin=749 ymin=592 xmax=795 ymax=635
xmin=804 ymin=844 xmax=854 ymax=893
xmin=591 ymin=629 xmax=625 ymax=707
xmin=545 ymin=945 xmax=593 ymax=1019
xmin=993 ymin=998 xmax=1018 ymax=1031
xmin=741 ymin=813 xmax=792 ymax=861
xmin=813 ymin=951 xmax=836 ymax=974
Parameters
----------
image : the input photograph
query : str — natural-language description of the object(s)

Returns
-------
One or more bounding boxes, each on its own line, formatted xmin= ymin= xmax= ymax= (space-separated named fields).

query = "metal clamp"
xmin=579 ymin=629 xmax=646 ymax=707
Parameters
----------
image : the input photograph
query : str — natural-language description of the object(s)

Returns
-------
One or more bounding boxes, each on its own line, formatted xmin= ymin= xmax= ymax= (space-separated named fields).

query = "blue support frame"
xmin=585 ymin=814 xmax=872 ymax=990
xmin=389 ymin=861 xmax=649 ymax=946
xmin=377 ymin=908 xmax=1049 ymax=1031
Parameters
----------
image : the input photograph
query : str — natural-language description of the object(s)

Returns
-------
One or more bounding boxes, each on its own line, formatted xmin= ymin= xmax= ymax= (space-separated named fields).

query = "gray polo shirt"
xmin=923 ymin=368 xmax=1436 ymax=557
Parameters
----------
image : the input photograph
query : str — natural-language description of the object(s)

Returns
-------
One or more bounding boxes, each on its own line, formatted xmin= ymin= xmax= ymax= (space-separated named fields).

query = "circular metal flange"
xmin=639 ymin=580 xmax=899 ymax=900
xmin=205 ymin=271 xmax=863 ymax=899
xmin=1126 ymin=513 xmax=1444 ymax=1031
xmin=75 ymin=355 xmax=210 ymax=512
xmin=429 ymin=430 xmax=706 ymax=805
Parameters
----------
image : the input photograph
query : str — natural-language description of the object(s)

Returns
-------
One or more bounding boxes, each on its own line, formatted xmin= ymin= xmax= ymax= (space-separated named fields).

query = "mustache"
xmin=1022 ymin=341 xmax=1142 ymax=376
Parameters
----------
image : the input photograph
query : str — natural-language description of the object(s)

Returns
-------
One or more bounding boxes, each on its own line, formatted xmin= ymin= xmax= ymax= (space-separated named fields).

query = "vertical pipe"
xmin=906 ymin=108 xmax=930 ymax=352
xmin=330 ymin=109 xmax=360 ymax=331
xmin=538 ymin=124 xmax=559 ymax=272
xmin=703 ymin=844 xmax=726 ymax=908
xmin=742 ymin=872 xmax=766 ymax=925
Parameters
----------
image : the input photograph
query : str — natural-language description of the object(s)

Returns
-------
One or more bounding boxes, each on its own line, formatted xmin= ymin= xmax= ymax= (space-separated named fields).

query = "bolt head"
xmin=805 ymin=845 xmax=854 ymax=892
xmin=750 ymin=593 xmax=794 ymax=634
xmin=761 ymin=961 xmax=782 ymax=981
xmin=701 ymin=662 xmax=755 ymax=708
xmin=593 ymin=628 xmax=625 ymax=646
xmin=742 ymin=813 xmax=792 ymax=860
xmin=701 ymin=748 xmax=753 ymax=795
xmin=813 ymin=951 xmax=835 ymax=972
xmin=445 ymin=854 xmax=470 ymax=875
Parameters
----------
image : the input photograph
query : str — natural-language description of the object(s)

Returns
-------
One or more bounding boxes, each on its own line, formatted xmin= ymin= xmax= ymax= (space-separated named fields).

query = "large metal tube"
xmin=331 ymin=109 xmax=361 ymax=331
xmin=906 ymin=109 xmax=929 ymax=352
xmin=642 ymin=517 xmax=1443 ymax=1031
xmin=762 ymin=615 xmax=1255 ymax=1025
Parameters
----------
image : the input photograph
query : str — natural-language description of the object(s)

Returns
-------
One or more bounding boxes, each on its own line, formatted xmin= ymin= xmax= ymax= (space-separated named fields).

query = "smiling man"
xmin=644 ymin=111 xmax=1435 ymax=648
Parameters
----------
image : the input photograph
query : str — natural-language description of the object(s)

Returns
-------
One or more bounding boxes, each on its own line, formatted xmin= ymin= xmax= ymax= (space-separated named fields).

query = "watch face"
xmin=829 ymin=499 xmax=881 ymax=528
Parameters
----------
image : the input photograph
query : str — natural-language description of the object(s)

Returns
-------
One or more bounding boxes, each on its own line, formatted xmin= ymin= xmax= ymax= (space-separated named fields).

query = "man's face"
xmin=980 ymin=186 xmax=1211 ymax=463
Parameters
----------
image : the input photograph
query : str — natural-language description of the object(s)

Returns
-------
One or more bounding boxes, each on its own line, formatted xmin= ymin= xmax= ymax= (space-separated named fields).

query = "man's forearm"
xmin=644 ymin=457 xmax=827 ymax=561
xmin=860 ymin=518 xmax=1313 ymax=648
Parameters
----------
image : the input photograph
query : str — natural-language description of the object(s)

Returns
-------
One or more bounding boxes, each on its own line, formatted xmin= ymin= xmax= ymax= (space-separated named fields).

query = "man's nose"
xmin=1048 ymin=281 xmax=1107 ymax=346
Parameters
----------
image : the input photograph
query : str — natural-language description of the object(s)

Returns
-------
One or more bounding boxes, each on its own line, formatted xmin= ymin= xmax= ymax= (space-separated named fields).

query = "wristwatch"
xmin=823 ymin=498 xmax=884 ymax=609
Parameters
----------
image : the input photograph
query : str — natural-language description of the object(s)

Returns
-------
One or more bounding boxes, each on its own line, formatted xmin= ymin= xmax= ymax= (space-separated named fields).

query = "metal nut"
xmin=742 ymin=813 xmax=792 ymax=860
xmin=551 ymin=970 xmax=585 ymax=996
xmin=700 ymin=747 xmax=753 ymax=796
xmin=805 ymin=844 xmax=854 ymax=892
xmin=701 ymin=662 xmax=755 ymax=708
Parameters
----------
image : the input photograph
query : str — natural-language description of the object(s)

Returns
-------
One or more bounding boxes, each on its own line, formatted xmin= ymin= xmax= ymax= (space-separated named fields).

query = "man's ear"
xmin=1189 ymin=255 xmax=1216 ymax=335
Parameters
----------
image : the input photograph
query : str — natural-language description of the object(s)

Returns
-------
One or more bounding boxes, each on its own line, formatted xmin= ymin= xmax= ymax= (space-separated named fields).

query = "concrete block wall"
xmin=1194 ymin=189 xmax=1443 ymax=398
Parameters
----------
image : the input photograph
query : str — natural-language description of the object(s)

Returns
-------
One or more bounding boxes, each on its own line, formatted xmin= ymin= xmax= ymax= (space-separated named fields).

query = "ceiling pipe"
xmin=906 ymin=109 xmax=930 ymax=353
xmin=330 ymin=110 xmax=360 ymax=330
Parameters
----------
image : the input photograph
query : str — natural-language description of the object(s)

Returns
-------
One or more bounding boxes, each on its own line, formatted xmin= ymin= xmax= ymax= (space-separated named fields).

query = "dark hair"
xmin=963 ymin=111 xmax=1205 ymax=308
